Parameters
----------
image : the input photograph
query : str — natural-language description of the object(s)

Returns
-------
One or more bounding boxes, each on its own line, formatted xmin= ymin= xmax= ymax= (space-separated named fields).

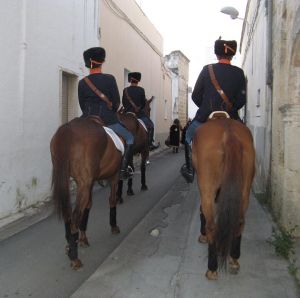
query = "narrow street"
xmin=1 ymin=151 xmax=300 ymax=298
xmin=0 ymin=149 xmax=183 ymax=298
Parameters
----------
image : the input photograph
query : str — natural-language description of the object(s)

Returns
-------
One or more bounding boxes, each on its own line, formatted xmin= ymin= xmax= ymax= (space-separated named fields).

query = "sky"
xmin=136 ymin=0 xmax=247 ymax=116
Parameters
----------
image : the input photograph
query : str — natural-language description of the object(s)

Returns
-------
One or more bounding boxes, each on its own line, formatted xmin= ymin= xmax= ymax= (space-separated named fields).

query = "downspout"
xmin=20 ymin=0 xmax=27 ymax=134
xmin=266 ymin=0 xmax=273 ymax=197
xmin=266 ymin=0 xmax=273 ymax=86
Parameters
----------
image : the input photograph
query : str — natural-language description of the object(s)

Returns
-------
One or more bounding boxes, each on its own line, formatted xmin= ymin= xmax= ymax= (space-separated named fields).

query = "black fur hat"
xmin=83 ymin=47 xmax=106 ymax=68
xmin=214 ymin=40 xmax=237 ymax=56
xmin=128 ymin=72 xmax=141 ymax=83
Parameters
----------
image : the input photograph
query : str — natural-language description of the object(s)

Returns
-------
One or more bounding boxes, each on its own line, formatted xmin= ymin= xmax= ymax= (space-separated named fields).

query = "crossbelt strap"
xmin=208 ymin=64 xmax=232 ymax=111
xmin=124 ymin=88 xmax=140 ymax=113
xmin=84 ymin=77 xmax=112 ymax=110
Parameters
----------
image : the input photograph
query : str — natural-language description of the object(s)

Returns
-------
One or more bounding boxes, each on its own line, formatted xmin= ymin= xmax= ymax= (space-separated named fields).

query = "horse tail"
xmin=215 ymin=130 xmax=243 ymax=268
xmin=51 ymin=126 xmax=71 ymax=221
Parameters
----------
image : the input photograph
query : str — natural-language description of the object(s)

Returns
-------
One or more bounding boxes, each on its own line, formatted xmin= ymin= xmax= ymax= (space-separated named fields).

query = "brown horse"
xmin=116 ymin=97 xmax=153 ymax=203
xmin=192 ymin=114 xmax=255 ymax=280
xmin=50 ymin=116 xmax=123 ymax=269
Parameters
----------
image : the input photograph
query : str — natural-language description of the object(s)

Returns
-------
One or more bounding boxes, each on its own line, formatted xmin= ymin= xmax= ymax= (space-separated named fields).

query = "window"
xmin=60 ymin=71 xmax=78 ymax=124
xmin=124 ymin=68 xmax=130 ymax=88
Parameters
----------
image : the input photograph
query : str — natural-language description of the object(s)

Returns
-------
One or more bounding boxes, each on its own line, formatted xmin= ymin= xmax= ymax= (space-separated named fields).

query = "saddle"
xmin=86 ymin=115 xmax=124 ymax=154
xmin=120 ymin=111 xmax=148 ymax=132
xmin=208 ymin=111 xmax=230 ymax=120
xmin=86 ymin=115 xmax=104 ymax=125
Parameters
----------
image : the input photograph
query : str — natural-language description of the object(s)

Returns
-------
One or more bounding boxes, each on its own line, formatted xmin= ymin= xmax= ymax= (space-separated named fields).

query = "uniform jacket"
xmin=192 ymin=63 xmax=246 ymax=122
xmin=78 ymin=73 xmax=120 ymax=125
xmin=122 ymin=86 xmax=147 ymax=118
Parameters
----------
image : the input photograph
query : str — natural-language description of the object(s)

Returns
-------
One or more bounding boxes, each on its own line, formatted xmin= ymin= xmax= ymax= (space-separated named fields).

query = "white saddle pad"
xmin=103 ymin=127 xmax=124 ymax=155
xmin=138 ymin=119 xmax=148 ymax=132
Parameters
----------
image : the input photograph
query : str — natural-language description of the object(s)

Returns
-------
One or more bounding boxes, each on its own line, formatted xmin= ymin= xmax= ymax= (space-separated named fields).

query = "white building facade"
xmin=100 ymin=0 xmax=173 ymax=145
xmin=0 ymin=0 xmax=99 ymax=221
xmin=164 ymin=51 xmax=190 ymax=126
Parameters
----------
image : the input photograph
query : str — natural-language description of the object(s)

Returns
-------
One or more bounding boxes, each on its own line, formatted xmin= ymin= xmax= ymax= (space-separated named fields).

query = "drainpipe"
xmin=20 ymin=0 xmax=27 ymax=134
xmin=266 ymin=0 xmax=273 ymax=197
xmin=266 ymin=0 xmax=273 ymax=86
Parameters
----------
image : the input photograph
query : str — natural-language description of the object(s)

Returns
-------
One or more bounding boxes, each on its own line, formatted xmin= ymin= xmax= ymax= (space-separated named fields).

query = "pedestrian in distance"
xmin=169 ymin=118 xmax=181 ymax=153
xmin=181 ymin=38 xmax=247 ymax=183
xmin=78 ymin=47 xmax=134 ymax=180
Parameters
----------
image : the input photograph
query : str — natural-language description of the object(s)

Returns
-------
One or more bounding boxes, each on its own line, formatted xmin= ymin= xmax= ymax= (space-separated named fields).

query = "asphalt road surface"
xmin=0 ymin=149 xmax=184 ymax=298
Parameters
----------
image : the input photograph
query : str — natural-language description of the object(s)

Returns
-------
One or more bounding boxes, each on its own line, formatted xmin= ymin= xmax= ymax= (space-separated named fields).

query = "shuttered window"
xmin=61 ymin=71 xmax=78 ymax=124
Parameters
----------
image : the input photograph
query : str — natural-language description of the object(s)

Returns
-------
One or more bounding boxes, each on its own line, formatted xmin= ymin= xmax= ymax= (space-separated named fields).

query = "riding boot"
xmin=148 ymin=127 xmax=159 ymax=151
xmin=180 ymin=143 xmax=194 ymax=183
xmin=119 ymin=144 xmax=134 ymax=180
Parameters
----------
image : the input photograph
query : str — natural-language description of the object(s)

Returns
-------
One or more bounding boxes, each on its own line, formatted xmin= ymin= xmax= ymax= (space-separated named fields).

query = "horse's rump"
xmin=50 ymin=117 xmax=122 ymax=219
xmin=193 ymin=119 xmax=255 ymax=267
xmin=50 ymin=117 xmax=124 ymax=268
xmin=118 ymin=112 xmax=148 ymax=153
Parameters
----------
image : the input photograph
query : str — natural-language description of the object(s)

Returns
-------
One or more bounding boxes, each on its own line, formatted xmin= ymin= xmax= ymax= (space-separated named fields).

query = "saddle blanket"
xmin=103 ymin=127 xmax=124 ymax=155
xmin=125 ymin=113 xmax=147 ymax=132
xmin=138 ymin=119 xmax=147 ymax=132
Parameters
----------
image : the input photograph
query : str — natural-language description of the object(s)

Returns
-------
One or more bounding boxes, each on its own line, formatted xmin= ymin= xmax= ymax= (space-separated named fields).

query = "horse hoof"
xmin=117 ymin=197 xmax=123 ymax=204
xmin=127 ymin=189 xmax=135 ymax=196
xmin=141 ymin=185 xmax=148 ymax=191
xmin=70 ymin=259 xmax=83 ymax=270
xmin=79 ymin=238 xmax=90 ymax=247
xmin=229 ymin=257 xmax=240 ymax=274
xmin=111 ymin=226 xmax=120 ymax=234
xmin=198 ymin=234 xmax=208 ymax=244
xmin=205 ymin=270 xmax=218 ymax=280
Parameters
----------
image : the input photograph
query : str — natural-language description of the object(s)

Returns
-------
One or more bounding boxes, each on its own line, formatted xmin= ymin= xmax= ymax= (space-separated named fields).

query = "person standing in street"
xmin=181 ymin=39 xmax=247 ymax=183
xmin=169 ymin=119 xmax=181 ymax=153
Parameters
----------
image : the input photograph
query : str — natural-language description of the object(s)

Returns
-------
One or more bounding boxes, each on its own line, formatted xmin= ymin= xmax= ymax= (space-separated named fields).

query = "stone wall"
xmin=272 ymin=1 xmax=300 ymax=233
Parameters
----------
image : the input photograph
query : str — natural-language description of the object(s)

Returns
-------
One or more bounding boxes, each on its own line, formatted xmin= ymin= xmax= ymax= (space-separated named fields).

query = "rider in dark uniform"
xmin=122 ymin=72 xmax=159 ymax=151
xmin=181 ymin=39 xmax=247 ymax=183
xmin=78 ymin=47 xmax=134 ymax=180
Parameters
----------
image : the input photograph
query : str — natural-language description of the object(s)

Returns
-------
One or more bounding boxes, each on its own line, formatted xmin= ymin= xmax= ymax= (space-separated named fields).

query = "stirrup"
xmin=119 ymin=166 xmax=134 ymax=180
xmin=180 ymin=164 xmax=194 ymax=183
xmin=149 ymin=142 xmax=159 ymax=151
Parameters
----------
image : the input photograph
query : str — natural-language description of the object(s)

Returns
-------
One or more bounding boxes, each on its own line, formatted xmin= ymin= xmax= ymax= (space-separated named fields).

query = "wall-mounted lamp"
xmin=220 ymin=6 xmax=244 ymax=21
xmin=220 ymin=6 xmax=249 ymax=42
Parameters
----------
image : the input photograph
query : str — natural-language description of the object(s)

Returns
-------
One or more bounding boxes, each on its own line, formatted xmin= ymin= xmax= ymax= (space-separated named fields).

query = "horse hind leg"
xmin=116 ymin=180 xmax=124 ymax=204
xmin=79 ymin=201 xmax=92 ymax=247
xmin=127 ymin=159 xmax=135 ymax=196
xmin=200 ymin=192 xmax=218 ymax=279
xmin=66 ymin=181 xmax=92 ymax=269
xmin=109 ymin=173 xmax=121 ymax=234
xmin=206 ymin=242 xmax=218 ymax=280
xmin=140 ymin=151 xmax=148 ymax=191
xmin=229 ymin=235 xmax=242 ymax=274
xmin=64 ymin=220 xmax=82 ymax=270
xmin=198 ymin=205 xmax=208 ymax=244
xmin=63 ymin=193 xmax=82 ymax=270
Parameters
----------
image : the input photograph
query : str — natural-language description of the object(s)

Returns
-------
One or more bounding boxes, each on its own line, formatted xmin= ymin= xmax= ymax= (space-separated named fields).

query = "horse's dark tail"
xmin=215 ymin=131 xmax=243 ymax=269
xmin=51 ymin=126 xmax=71 ymax=221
